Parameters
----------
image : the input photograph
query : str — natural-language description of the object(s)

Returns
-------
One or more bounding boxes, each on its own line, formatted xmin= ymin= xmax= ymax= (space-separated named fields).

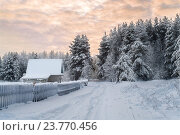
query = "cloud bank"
xmin=0 ymin=0 xmax=180 ymax=55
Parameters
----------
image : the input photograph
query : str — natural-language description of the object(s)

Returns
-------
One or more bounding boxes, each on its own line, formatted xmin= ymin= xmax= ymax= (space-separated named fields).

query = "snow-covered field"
xmin=0 ymin=79 xmax=180 ymax=120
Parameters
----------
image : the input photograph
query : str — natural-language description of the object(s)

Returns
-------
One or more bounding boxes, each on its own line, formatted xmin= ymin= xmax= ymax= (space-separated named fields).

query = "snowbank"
xmin=135 ymin=79 xmax=180 ymax=110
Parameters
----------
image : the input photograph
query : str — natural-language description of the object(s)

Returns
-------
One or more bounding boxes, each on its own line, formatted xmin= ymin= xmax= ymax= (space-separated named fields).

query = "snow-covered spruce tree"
xmin=91 ymin=56 xmax=99 ymax=79
xmin=172 ymin=36 xmax=180 ymax=78
xmin=18 ymin=52 xmax=28 ymax=77
xmin=69 ymin=34 xmax=91 ymax=80
xmin=69 ymin=35 xmax=82 ymax=80
xmin=81 ymin=60 xmax=93 ymax=80
xmin=1 ymin=53 xmax=14 ymax=81
xmin=109 ymin=27 xmax=119 ymax=63
xmin=57 ymin=52 xmax=65 ymax=59
xmin=97 ymin=32 xmax=110 ymax=79
xmin=29 ymin=52 xmax=39 ymax=59
xmin=49 ymin=50 xmax=56 ymax=59
xmin=80 ymin=35 xmax=92 ymax=79
xmin=81 ymin=34 xmax=91 ymax=61
xmin=13 ymin=54 xmax=21 ymax=81
xmin=63 ymin=52 xmax=70 ymax=71
xmin=130 ymin=40 xmax=153 ymax=80
xmin=113 ymin=52 xmax=135 ymax=83
xmin=153 ymin=17 xmax=160 ymax=41
xmin=61 ymin=53 xmax=70 ymax=81
xmin=102 ymin=54 xmax=115 ymax=81
xmin=122 ymin=22 xmax=136 ymax=53
xmin=1 ymin=52 xmax=21 ymax=81
xmin=158 ymin=17 xmax=170 ymax=47
xmin=171 ymin=14 xmax=180 ymax=76
xmin=145 ymin=19 xmax=154 ymax=43
xmin=174 ymin=14 xmax=180 ymax=40
xmin=152 ymin=17 xmax=167 ymax=79
xmin=39 ymin=51 xmax=48 ymax=59
xmin=164 ymin=23 xmax=175 ymax=78
xmin=135 ymin=19 xmax=149 ymax=45
xmin=0 ymin=57 xmax=2 ymax=80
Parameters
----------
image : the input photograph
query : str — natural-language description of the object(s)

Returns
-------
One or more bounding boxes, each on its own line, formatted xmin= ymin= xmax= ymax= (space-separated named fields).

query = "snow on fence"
xmin=57 ymin=80 xmax=88 ymax=96
xmin=0 ymin=80 xmax=88 ymax=110
xmin=33 ymin=83 xmax=58 ymax=102
xmin=58 ymin=83 xmax=81 ymax=96
xmin=0 ymin=83 xmax=33 ymax=109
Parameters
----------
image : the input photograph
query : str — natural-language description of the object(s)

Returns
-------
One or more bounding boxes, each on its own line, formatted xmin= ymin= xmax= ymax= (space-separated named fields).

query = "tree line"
xmin=96 ymin=14 xmax=180 ymax=82
xmin=68 ymin=14 xmax=180 ymax=82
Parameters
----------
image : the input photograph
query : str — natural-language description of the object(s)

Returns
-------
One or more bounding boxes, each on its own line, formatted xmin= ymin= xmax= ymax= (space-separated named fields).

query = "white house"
xmin=21 ymin=59 xmax=64 ymax=83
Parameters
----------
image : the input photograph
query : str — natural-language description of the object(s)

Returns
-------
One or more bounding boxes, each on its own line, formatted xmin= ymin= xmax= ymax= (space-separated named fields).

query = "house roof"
xmin=22 ymin=59 xmax=63 ymax=79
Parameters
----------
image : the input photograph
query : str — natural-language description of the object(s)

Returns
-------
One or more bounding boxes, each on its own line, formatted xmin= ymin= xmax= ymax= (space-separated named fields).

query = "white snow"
xmin=22 ymin=59 xmax=63 ymax=79
xmin=0 ymin=79 xmax=180 ymax=120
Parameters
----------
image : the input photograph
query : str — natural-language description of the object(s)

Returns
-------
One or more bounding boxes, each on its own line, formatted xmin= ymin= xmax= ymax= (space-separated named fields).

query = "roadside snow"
xmin=0 ymin=79 xmax=179 ymax=120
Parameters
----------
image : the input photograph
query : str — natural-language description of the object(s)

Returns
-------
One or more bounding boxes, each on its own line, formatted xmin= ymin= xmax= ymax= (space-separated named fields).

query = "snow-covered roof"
xmin=22 ymin=59 xmax=63 ymax=79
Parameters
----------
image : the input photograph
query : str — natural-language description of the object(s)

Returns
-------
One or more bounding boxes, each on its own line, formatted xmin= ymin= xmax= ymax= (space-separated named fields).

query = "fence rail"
xmin=0 ymin=80 xmax=88 ymax=110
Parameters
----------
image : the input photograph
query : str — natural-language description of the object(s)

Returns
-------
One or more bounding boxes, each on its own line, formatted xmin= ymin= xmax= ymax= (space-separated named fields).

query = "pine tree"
xmin=69 ymin=34 xmax=91 ymax=80
xmin=174 ymin=14 xmax=180 ymax=39
xmin=69 ymin=35 xmax=82 ymax=80
xmin=64 ymin=52 xmax=70 ymax=71
xmin=81 ymin=60 xmax=93 ymax=80
xmin=159 ymin=17 xmax=170 ymax=47
xmin=1 ymin=52 xmax=21 ymax=81
xmin=109 ymin=27 xmax=119 ymax=63
xmin=145 ymin=19 xmax=154 ymax=43
xmin=19 ymin=52 xmax=28 ymax=77
xmin=97 ymin=32 xmax=110 ymax=79
xmin=40 ymin=51 xmax=48 ymax=59
xmin=91 ymin=56 xmax=99 ymax=79
xmin=172 ymin=35 xmax=180 ymax=78
xmin=123 ymin=22 xmax=136 ymax=53
xmin=13 ymin=54 xmax=21 ymax=81
xmin=1 ymin=53 xmax=13 ymax=81
xmin=29 ymin=52 xmax=39 ymax=59
xmin=49 ymin=50 xmax=56 ymax=59
xmin=130 ymin=40 xmax=153 ymax=80
xmin=135 ymin=19 xmax=149 ymax=45
xmin=103 ymin=54 xmax=115 ymax=81
xmin=164 ymin=23 xmax=175 ymax=78
xmin=0 ymin=57 xmax=2 ymax=80
xmin=57 ymin=52 xmax=65 ymax=59
xmin=153 ymin=17 xmax=167 ymax=79
xmin=1 ymin=53 xmax=14 ymax=81
xmin=81 ymin=34 xmax=91 ymax=61
xmin=153 ymin=17 xmax=160 ymax=41
xmin=113 ymin=52 xmax=135 ymax=82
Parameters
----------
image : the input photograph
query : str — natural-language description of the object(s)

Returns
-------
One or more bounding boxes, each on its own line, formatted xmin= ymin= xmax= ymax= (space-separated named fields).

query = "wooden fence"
xmin=0 ymin=80 xmax=88 ymax=110
xmin=0 ymin=84 xmax=33 ymax=109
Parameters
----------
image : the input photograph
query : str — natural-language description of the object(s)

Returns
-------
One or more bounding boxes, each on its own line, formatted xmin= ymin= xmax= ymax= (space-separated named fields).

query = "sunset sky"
xmin=0 ymin=0 xmax=180 ymax=56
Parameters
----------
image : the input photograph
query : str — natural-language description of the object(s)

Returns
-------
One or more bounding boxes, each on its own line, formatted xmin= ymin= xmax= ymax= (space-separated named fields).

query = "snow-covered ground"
xmin=0 ymin=79 xmax=180 ymax=120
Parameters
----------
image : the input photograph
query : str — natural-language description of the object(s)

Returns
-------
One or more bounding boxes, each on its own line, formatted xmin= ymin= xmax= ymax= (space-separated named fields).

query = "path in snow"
xmin=0 ymin=80 xmax=180 ymax=120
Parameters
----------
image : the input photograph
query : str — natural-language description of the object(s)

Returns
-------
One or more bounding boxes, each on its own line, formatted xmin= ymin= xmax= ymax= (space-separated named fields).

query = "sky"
xmin=0 ymin=0 xmax=180 ymax=56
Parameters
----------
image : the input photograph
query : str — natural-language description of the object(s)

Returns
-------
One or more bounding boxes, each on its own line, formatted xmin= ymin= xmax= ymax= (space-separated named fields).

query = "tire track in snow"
xmin=38 ymin=82 xmax=102 ymax=120
xmin=19 ymin=83 xmax=99 ymax=120
xmin=84 ymin=83 xmax=107 ymax=119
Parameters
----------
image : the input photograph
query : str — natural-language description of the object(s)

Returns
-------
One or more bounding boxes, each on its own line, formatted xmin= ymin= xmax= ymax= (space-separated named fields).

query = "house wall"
xmin=48 ymin=75 xmax=63 ymax=83
xmin=22 ymin=75 xmax=63 ymax=83
xmin=22 ymin=79 xmax=48 ymax=83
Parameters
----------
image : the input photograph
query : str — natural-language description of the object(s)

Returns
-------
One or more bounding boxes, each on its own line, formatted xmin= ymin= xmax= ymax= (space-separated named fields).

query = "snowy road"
xmin=0 ymin=80 xmax=180 ymax=120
